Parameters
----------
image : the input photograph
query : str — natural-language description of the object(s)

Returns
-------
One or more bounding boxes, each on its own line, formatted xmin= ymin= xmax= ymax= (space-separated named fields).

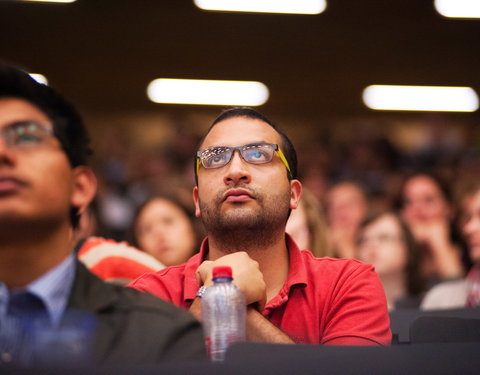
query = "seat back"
xmin=410 ymin=316 xmax=480 ymax=344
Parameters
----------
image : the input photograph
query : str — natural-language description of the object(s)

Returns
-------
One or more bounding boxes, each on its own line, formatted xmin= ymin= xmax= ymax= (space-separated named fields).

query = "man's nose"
xmin=0 ymin=136 xmax=16 ymax=166
xmin=223 ymin=150 xmax=251 ymax=185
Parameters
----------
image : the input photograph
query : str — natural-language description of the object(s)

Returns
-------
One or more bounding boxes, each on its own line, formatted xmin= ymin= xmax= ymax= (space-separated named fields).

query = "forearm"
xmin=246 ymin=307 xmax=295 ymax=344
xmin=191 ymin=299 xmax=293 ymax=344
xmin=189 ymin=298 xmax=202 ymax=321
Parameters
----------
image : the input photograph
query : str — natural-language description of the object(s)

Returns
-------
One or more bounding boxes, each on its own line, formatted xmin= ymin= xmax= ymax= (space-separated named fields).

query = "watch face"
xmin=196 ymin=286 xmax=208 ymax=298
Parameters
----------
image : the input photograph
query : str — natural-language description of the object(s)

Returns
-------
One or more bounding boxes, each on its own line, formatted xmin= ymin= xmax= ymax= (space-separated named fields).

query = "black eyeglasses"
xmin=196 ymin=142 xmax=291 ymax=176
xmin=1 ymin=121 xmax=54 ymax=150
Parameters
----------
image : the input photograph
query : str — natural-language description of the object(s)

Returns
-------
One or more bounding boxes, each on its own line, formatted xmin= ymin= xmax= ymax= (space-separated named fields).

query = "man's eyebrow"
xmin=202 ymin=141 xmax=270 ymax=149
xmin=3 ymin=120 xmax=51 ymax=127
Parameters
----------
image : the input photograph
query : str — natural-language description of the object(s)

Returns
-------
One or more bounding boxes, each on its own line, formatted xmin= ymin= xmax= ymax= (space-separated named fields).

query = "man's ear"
xmin=290 ymin=179 xmax=303 ymax=210
xmin=193 ymin=186 xmax=201 ymax=217
xmin=71 ymin=166 xmax=97 ymax=216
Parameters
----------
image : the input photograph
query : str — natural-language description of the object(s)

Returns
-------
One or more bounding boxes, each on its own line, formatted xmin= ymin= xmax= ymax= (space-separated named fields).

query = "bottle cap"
xmin=212 ymin=266 xmax=232 ymax=278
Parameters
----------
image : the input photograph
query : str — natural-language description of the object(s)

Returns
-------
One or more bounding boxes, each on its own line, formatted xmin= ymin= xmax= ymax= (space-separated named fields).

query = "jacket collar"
xmin=67 ymin=261 xmax=119 ymax=312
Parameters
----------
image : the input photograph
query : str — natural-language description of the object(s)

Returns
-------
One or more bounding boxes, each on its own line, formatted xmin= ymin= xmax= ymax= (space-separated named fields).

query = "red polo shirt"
xmin=129 ymin=235 xmax=391 ymax=345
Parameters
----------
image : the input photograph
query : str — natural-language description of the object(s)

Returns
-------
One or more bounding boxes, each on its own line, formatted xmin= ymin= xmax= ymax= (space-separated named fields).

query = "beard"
xmin=198 ymin=184 xmax=291 ymax=253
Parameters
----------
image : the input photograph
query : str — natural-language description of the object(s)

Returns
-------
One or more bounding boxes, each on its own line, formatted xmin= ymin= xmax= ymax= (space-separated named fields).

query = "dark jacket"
xmin=68 ymin=261 xmax=206 ymax=365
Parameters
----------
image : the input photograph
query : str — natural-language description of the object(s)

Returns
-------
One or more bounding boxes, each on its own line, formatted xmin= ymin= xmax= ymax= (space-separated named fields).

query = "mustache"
xmin=214 ymin=184 xmax=258 ymax=203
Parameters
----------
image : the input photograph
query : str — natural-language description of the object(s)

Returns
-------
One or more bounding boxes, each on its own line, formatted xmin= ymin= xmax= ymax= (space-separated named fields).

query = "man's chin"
xmin=221 ymin=201 xmax=255 ymax=212
xmin=218 ymin=208 xmax=260 ymax=226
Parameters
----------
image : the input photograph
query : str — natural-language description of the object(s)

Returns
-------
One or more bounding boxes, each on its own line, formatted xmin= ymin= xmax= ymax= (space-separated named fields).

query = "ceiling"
xmin=1 ymin=0 xmax=480 ymax=122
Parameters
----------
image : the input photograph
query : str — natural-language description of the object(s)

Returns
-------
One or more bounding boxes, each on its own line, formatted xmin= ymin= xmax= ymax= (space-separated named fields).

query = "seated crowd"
xmin=0 ymin=61 xmax=479 ymax=370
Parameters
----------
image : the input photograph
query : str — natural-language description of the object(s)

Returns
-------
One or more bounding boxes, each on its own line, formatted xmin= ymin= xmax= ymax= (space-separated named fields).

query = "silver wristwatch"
xmin=196 ymin=285 xmax=208 ymax=298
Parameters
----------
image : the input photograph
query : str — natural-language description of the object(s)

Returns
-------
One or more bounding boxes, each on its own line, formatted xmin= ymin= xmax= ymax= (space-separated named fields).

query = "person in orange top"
xmin=76 ymin=236 xmax=164 ymax=285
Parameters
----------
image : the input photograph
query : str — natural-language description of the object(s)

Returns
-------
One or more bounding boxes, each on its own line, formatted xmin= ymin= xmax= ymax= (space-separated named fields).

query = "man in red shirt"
xmin=129 ymin=107 xmax=391 ymax=345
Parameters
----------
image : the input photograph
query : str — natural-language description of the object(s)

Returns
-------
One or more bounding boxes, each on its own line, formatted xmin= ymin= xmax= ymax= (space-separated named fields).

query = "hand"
xmin=407 ymin=218 xmax=464 ymax=278
xmin=196 ymin=260 xmax=214 ymax=287
xmin=408 ymin=219 xmax=450 ymax=251
xmin=196 ymin=252 xmax=267 ymax=310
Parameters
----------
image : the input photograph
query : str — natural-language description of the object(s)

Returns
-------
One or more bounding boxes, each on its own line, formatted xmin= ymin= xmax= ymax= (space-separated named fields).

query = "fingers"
xmin=195 ymin=252 xmax=267 ymax=307
xmin=196 ymin=260 xmax=214 ymax=286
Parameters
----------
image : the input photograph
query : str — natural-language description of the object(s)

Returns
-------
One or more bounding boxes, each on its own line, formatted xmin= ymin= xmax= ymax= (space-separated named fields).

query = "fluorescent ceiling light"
xmin=434 ymin=0 xmax=480 ymax=18
xmin=362 ymin=85 xmax=479 ymax=112
xmin=147 ymin=78 xmax=269 ymax=106
xmin=29 ymin=73 xmax=48 ymax=85
xmin=19 ymin=0 xmax=76 ymax=3
xmin=194 ymin=0 xmax=326 ymax=15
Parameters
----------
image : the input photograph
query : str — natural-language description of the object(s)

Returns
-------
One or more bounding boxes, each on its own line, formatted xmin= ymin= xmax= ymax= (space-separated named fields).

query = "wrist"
xmin=196 ymin=285 xmax=208 ymax=299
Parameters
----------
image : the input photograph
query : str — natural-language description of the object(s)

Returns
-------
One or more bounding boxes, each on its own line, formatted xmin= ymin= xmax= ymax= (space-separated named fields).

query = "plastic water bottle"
xmin=201 ymin=266 xmax=246 ymax=362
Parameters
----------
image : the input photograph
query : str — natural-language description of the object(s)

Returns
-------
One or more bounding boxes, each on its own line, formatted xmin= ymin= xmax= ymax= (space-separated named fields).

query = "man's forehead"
xmin=200 ymin=117 xmax=281 ymax=149
xmin=0 ymin=98 xmax=50 ymax=128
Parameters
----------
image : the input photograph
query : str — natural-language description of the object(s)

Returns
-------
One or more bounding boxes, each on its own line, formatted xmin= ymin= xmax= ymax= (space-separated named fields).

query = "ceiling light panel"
xmin=147 ymin=78 xmax=269 ymax=106
xmin=194 ymin=0 xmax=326 ymax=15
xmin=434 ymin=0 xmax=480 ymax=18
xmin=19 ymin=0 xmax=76 ymax=3
xmin=362 ymin=85 xmax=479 ymax=112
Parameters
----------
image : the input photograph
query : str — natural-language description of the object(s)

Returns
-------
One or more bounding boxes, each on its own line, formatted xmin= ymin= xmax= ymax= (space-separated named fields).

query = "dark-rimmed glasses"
xmin=196 ymin=142 xmax=291 ymax=177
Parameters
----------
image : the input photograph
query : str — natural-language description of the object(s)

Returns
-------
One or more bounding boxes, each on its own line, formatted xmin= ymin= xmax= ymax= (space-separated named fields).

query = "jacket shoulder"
xmin=114 ymin=284 xmax=192 ymax=317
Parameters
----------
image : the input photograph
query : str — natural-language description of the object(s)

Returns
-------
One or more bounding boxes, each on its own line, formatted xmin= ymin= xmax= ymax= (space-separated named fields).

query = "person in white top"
xmin=421 ymin=183 xmax=480 ymax=310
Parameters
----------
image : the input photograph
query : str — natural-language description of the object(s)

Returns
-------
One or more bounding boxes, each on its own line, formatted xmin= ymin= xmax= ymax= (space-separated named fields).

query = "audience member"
xmin=421 ymin=183 xmax=480 ymax=309
xmin=130 ymin=107 xmax=391 ymax=345
xmin=131 ymin=196 xmax=198 ymax=266
xmin=356 ymin=211 xmax=425 ymax=310
xmin=286 ymin=187 xmax=331 ymax=257
xmin=398 ymin=173 xmax=465 ymax=286
xmin=0 ymin=63 xmax=205 ymax=367
xmin=325 ymin=181 xmax=368 ymax=258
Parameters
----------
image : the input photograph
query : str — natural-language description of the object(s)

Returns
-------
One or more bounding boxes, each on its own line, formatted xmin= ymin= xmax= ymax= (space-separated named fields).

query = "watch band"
xmin=196 ymin=285 xmax=208 ymax=298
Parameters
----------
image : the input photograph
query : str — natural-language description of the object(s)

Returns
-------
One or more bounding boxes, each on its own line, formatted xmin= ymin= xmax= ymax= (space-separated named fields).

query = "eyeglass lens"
xmin=3 ymin=121 xmax=52 ymax=148
xmin=201 ymin=143 xmax=275 ymax=169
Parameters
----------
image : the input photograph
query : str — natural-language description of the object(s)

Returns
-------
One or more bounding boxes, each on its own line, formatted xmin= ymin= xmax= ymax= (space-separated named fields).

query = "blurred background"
xmin=1 ymin=0 xmax=480 ymax=241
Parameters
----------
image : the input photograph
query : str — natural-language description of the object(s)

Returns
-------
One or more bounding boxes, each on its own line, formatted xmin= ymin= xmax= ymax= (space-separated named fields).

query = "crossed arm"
xmin=189 ymin=252 xmax=294 ymax=344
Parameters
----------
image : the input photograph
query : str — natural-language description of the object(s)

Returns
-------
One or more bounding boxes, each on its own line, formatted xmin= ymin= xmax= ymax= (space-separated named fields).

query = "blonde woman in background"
xmin=286 ymin=188 xmax=332 ymax=258
xmin=421 ymin=182 xmax=480 ymax=310
xmin=324 ymin=181 xmax=368 ymax=259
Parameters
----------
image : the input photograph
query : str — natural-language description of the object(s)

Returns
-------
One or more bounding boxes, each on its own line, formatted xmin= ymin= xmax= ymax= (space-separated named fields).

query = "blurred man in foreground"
xmin=0 ymin=63 xmax=205 ymax=367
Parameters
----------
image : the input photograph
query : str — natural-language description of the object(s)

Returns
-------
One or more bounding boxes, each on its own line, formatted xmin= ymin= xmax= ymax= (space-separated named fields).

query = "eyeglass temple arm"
xmin=275 ymin=149 xmax=292 ymax=176
xmin=196 ymin=157 xmax=202 ymax=175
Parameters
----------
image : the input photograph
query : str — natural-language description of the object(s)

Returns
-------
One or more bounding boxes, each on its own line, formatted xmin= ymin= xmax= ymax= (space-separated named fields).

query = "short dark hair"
xmin=194 ymin=107 xmax=298 ymax=183
xmin=0 ymin=62 xmax=91 ymax=167
xmin=0 ymin=62 xmax=92 ymax=228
